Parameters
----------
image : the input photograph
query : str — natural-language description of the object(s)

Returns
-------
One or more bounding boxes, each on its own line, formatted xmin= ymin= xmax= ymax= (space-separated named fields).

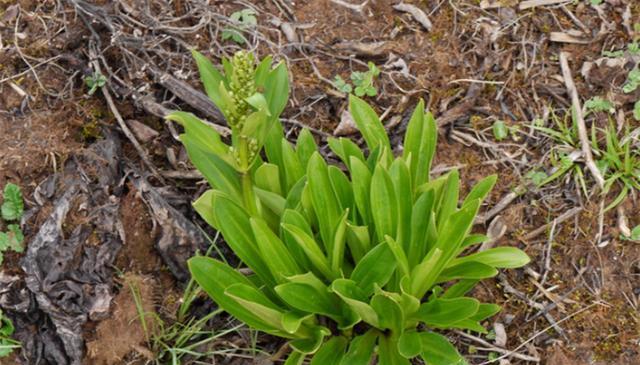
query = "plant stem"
xmin=242 ymin=171 xmax=258 ymax=217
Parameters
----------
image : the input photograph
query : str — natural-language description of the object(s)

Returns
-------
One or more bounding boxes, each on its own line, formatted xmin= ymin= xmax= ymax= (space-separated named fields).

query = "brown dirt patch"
xmin=85 ymin=274 xmax=156 ymax=365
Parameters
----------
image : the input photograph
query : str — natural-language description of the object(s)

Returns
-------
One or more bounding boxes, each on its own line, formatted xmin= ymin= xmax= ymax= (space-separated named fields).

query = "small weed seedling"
xmin=334 ymin=62 xmax=380 ymax=97
xmin=594 ymin=125 xmax=640 ymax=211
xmin=222 ymin=8 xmax=257 ymax=44
xmin=0 ymin=183 xmax=25 ymax=264
xmin=529 ymin=110 xmax=589 ymax=194
xmin=623 ymin=67 xmax=640 ymax=94
xmin=634 ymin=100 xmax=640 ymax=121
xmin=168 ymin=50 xmax=529 ymax=364
xmin=531 ymin=109 xmax=640 ymax=211
xmin=84 ymin=71 xmax=107 ymax=95
xmin=0 ymin=310 xmax=19 ymax=357
xmin=584 ymin=96 xmax=615 ymax=115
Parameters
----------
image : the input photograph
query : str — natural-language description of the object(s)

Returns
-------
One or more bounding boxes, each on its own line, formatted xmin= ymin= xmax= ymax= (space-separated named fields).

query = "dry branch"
xmin=393 ymin=3 xmax=432 ymax=31
xmin=518 ymin=0 xmax=570 ymax=10
xmin=558 ymin=52 xmax=605 ymax=189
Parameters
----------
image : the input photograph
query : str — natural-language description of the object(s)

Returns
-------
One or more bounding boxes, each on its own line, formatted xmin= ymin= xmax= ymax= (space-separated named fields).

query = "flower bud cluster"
xmin=227 ymin=51 xmax=257 ymax=130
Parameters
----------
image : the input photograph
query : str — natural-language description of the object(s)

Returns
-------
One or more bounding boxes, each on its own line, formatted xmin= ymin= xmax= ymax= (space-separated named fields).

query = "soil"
xmin=1 ymin=0 xmax=639 ymax=364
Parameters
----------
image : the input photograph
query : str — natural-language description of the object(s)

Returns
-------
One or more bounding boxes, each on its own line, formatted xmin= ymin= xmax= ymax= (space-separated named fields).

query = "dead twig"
xmin=523 ymin=207 xmax=582 ymax=241
xmin=392 ymin=3 xmax=432 ymax=31
xmin=330 ymin=0 xmax=369 ymax=13
xmin=558 ymin=52 xmax=605 ymax=189
xmin=518 ymin=0 xmax=571 ymax=10
xmin=455 ymin=331 xmax=540 ymax=363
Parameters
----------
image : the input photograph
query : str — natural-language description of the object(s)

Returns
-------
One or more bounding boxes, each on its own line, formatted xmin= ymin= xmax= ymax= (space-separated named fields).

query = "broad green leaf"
xmin=221 ymin=57 xmax=233 ymax=83
xmin=340 ymin=329 xmax=377 ymax=365
xmin=398 ymin=330 xmax=422 ymax=358
xmin=191 ymin=50 xmax=225 ymax=108
xmin=378 ymin=333 xmax=411 ymax=365
xmin=450 ymin=318 xmax=487 ymax=333
xmin=265 ymin=62 xmax=290 ymax=119
xmin=2 ymin=183 xmax=24 ymax=221
xmin=411 ymin=200 xmax=480 ymax=298
xmin=328 ymin=166 xmax=354 ymax=213
xmin=345 ymin=223 xmax=370 ymax=263
xmin=281 ymin=311 xmax=312 ymax=334
xmin=389 ymin=158 xmax=412 ymax=246
xmin=250 ymin=218 xmax=301 ymax=280
xmin=181 ymin=136 xmax=242 ymax=203
xmin=460 ymin=234 xmax=489 ymax=250
xmin=420 ymin=332 xmax=468 ymax=365
xmin=371 ymin=293 xmax=404 ymax=333
xmin=282 ymin=223 xmax=334 ymax=280
xmin=441 ymin=280 xmax=479 ymax=299
xmin=281 ymin=209 xmax=313 ymax=269
xmin=470 ymin=303 xmax=501 ymax=321
xmin=331 ymin=279 xmax=378 ymax=327
xmin=275 ymin=281 xmax=341 ymax=319
xmin=193 ymin=189 xmax=218 ymax=228
xmin=284 ymin=177 xmax=307 ymax=210
xmin=331 ymin=210 xmax=349 ymax=273
xmin=449 ymin=247 xmax=530 ymax=269
xmin=166 ymin=111 xmax=229 ymax=157
xmin=224 ymin=283 xmax=288 ymax=332
xmin=254 ymin=188 xmax=286 ymax=217
xmin=214 ymin=198 xmax=275 ymax=287
xmin=350 ymin=157 xmax=372 ymax=224
xmin=402 ymin=99 xmax=425 ymax=176
xmin=408 ymin=190 xmax=435 ymax=268
xmin=255 ymin=163 xmax=282 ymax=195
xmin=188 ymin=257 xmax=284 ymax=335
xmin=328 ymin=137 xmax=365 ymax=170
xmin=307 ymin=153 xmax=341 ymax=252
xmin=284 ymin=351 xmax=306 ymax=365
xmin=436 ymin=262 xmax=498 ymax=283
xmin=349 ymin=95 xmax=391 ymax=152
xmin=409 ymin=248 xmax=442 ymax=298
xmin=281 ymin=139 xmax=305 ymax=193
xmin=371 ymin=165 xmax=397 ymax=243
xmin=264 ymin=120 xmax=285 ymax=178
xmin=436 ymin=170 xmax=460 ymax=230
xmin=296 ymin=128 xmax=318 ymax=168
xmin=310 ymin=337 xmax=348 ymax=365
xmin=462 ymin=175 xmax=497 ymax=206
xmin=245 ymin=93 xmax=271 ymax=115
xmin=415 ymin=297 xmax=479 ymax=327
xmin=351 ymin=243 xmax=397 ymax=296
xmin=254 ymin=55 xmax=273 ymax=87
xmin=385 ymin=235 xmax=410 ymax=278
xmin=290 ymin=326 xmax=330 ymax=354
xmin=414 ymin=111 xmax=437 ymax=186
xmin=244 ymin=109 xmax=271 ymax=149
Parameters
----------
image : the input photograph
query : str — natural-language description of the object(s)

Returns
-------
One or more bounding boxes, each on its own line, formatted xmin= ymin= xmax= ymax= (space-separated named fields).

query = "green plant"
xmin=0 ymin=310 xmax=19 ymax=357
xmin=222 ymin=9 xmax=257 ymax=44
xmin=623 ymin=67 xmax=640 ymax=94
xmin=634 ymin=100 xmax=640 ymax=121
xmin=84 ymin=71 xmax=107 ymax=95
xmin=532 ymin=110 xmax=640 ymax=211
xmin=169 ymin=51 xmax=530 ymax=364
xmin=621 ymin=225 xmax=640 ymax=241
xmin=334 ymin=62 xmax=380 ymax=97
xmin=594 ymin=124 xmax=640 ymax=211
xmin=0 ymin=183 xmax=24 ymax=264
xmin=530 ymin=110 xmax=589 ymax=195
xmin=492 ymin=120 xmax=508 ymax=141
xmin=584 ymin=97 xmax=615 ymax=115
